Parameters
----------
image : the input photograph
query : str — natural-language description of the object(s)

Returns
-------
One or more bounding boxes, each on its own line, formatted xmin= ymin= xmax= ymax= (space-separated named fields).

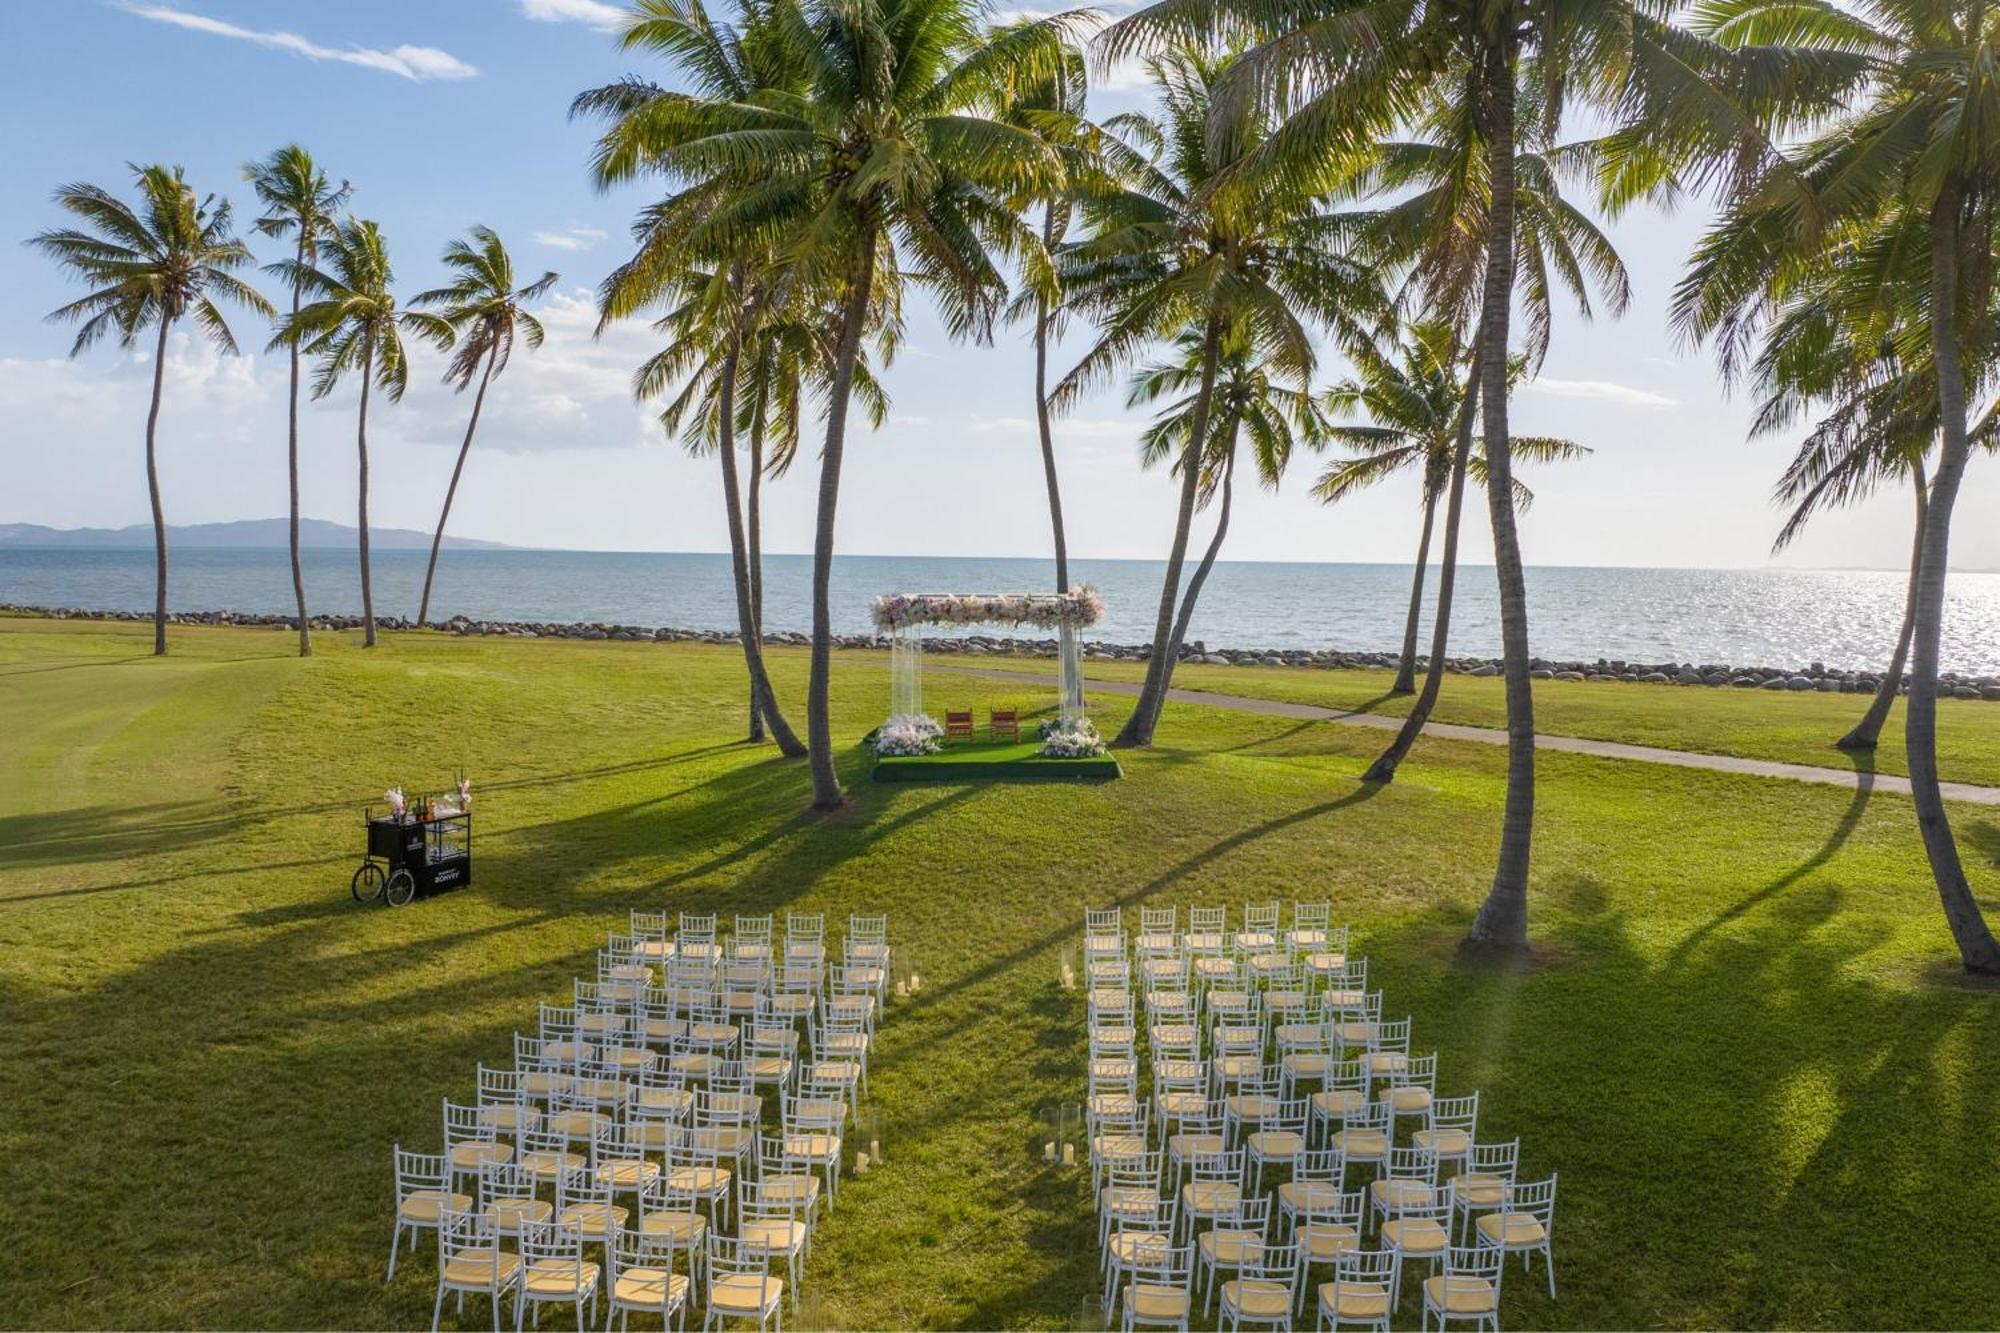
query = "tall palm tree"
xmin=1312 ymin=319 xmax=1585 ymax=694
xmin=1671 ymin=0 xmax=2000 ymax=972
xmin=30 ymin=164 xmax=271 ymax=656
xmin=1129 ymin=321 xmax=1329 ymax=652
xmin=276 ymin=219 xmax=452 ymax=649
xmin=411 ymin=226 xmax=558 ymax=628
xmin=1056 ymin=47 xmax=1382 ymax=749
xmin=244 ymin=146 xmax=347 ymax=659
xmin=584 ymin=0 xmax=1081 ymax=808
xmin=990 ymin=21 xmax=1101 ymax=593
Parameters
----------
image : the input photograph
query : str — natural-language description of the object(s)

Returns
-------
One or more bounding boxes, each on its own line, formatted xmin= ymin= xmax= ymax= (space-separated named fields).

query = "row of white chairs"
xmin=391 ymin=913 xmax=894 ymax=1331
xmin=1079 ymin=907 xmax=1557 ymax=1332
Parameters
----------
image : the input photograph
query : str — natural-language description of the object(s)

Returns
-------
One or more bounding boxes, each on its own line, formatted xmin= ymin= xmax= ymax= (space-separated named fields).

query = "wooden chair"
xmin=944 ymin=710 xmax=975 ymax=743
xmin=990 ymin=708 xmax=1021 ymax=742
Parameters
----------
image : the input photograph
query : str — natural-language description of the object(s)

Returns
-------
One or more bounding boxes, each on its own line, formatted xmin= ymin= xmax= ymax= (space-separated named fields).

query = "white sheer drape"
xmin=889 ymin=623 xmax=924 ymax=719
xmin=1058 ymin=624 xmax=1085 ymax=723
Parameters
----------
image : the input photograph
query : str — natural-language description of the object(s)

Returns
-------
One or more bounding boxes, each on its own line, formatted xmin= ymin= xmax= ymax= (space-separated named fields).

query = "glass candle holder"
xmin=855 ymin=1109 xmax=883 ymax=1168
xmin=1036 ymin=1105 xmax=1063 ymax=1165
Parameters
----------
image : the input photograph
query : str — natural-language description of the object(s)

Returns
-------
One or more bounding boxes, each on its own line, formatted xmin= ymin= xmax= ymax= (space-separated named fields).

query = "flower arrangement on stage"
xmin=870 ymin=586 xmax=1106 ymax=633
xmin=1040 ymin=717 xmax=1107 ymax=758
xmin=875 ymin=713 xmax=944 ymax=756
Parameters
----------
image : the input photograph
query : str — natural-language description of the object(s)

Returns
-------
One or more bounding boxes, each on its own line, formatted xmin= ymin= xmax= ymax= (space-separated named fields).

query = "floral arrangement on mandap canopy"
xmin=875 ymin=713 xmax=944 ymax=756
xmin=870 ymin=586 xmax=1106 ymax=633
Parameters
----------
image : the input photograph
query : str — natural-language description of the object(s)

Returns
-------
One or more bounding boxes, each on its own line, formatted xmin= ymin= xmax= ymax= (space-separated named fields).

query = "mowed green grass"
xmin=1047 ymin=656 xmax=2000 ymax=788
xmin=2 ymin=617 xmax=1999 ymax=1330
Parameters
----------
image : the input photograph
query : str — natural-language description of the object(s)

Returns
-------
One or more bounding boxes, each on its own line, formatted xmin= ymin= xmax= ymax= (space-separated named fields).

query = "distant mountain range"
xmin=0 ymin=519 xmax=517 ymax=551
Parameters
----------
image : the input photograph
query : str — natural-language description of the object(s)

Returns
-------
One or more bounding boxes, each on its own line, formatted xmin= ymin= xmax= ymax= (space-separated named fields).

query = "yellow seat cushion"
xmin=1371 ymin=1178 xmax=1436 ymax=1211
xmin=483 ymin=1197 xmax=552 ymax=1230
xmin=762 ymin=1172 xmax=821 ymax=1206
xmin=1300 ymin=1222 xmax=1360 ymax=1261
xmin=742 ymin=1218 xmax=809 ymax=1252
xmin=1199 ymin=1229 xmax=1265 ymax=1265
xmin=1157 ymin=1090 xmax=1207 ymax=1117
xmin=1385 ymin=1086 xmax=1433 ymax=1114
xmin=666 ymin=1166 xmax=731 ymax=1194
xmin=1170 ymin=1132 xmax=1225 ymax=1159
xmin=1247 ymin=1130 xmax=1304 ymax=1160
xmin=1320 ymin=1280 xmax=1389 ymax=1319
xmin=1366 ymin=1051 xmax=1408 ymax=1075
xmin=520 ymin=1149 xmax=584 ymax=1179
xmin=1107 ymin=1231 xmax=1171 ymax=1263
xmin=633 ymin=1086 xmax=693 ymax=1116
xmin=442 ymin=1248 xmax=521 ymax=1288
xmin=449 ymin=1141 xmax=511 ymax=1171
xmin=1381 ymin=1217 xmax=1448 ymax=1256
xmin=1182 ymin=1181 xmax=1242 ymax=1215
xmin=478 ymin=1106 xmax=537 ymax=1134
xmin=547 ymin=1111 xmax=607 ymax=1139
xmin=1451 ymin=1173 xmax=1507 ymax=1207
xmin=1424 ymin=1276 xmax=1498 ymax=1314
xmin=709 ymin=1273 xmax=783 ymax=1314
xmin=1331 ymin=1129 xmax=1388 ymax=1159
xmin=1222 ymin=1279 xmax=1292 ymax=1319
xmin=1278 ymin=1180 xmax=1342 ymax=1213
xmin=1313 ymin=1089 xmax=1368 ymax=1118
xmin=1304 ymin=951 xmax=1348 ymax=972
xmin=639 ymin=1211 xmax=708 ymax=1244
xmin=523 ymin=1257 xmax=598 ymax=1297
xmin=1478 ymin=1212 xmax=1547 ymax=1246
xmin=1129 ymin=1282 xmax=1190 ymax=1320
xmin=613 ymin=1266 xmax=689 ymax=1309
xmin=558 ymin=1202 xmax=629 ymax=1239
xmin=598 ymin=1158 xmax=660 ymax=1190
xmin=398 ymin=1189 xmax=471 ymax=1224
xmin=1413 ymin=1127 xmax=1469 ymax=1157
xmin=784 ymin=1132 xmax=841 ymax=1160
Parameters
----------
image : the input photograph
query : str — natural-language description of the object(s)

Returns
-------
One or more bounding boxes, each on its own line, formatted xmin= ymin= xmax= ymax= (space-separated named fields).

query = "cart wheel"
xmin=385 ymin=869 xmax=417 ymax=907
xmin=350 ymin=861 xmax=386 ymax=903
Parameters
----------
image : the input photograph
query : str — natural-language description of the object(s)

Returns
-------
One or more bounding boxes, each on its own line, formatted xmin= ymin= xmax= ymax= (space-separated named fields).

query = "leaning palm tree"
xmin=584 ymin=0 xmax=1083 ymax=808
xmin=410 ymin=226 xmax=557 ymax=628
xmin=1129 ymin=321 xmax=1329 ymax=653
xmin=1056 ymin=46 xmax=1383 ymax=749
xmin=276 ymin=219 xmax=452 ymax=649
xmin=30 ymin=164 xmax=271 ymax=656
xmin=1316 ymin=321 xmax=1588 ymax=686
xmin=245 ymin=146 xmax=348 ymax=658
xmin=1670 ymin=0 xmax=2000 ymax=972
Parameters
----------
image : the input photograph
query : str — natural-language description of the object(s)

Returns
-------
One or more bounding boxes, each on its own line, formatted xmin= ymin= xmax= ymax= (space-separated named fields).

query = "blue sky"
xmin=3 ymin=0 xmax=1995 ymax=571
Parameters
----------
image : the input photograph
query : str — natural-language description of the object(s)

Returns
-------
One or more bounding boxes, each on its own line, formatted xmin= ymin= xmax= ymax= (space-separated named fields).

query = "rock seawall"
xmin=8 ymin=602 xmax=1999 ymax=700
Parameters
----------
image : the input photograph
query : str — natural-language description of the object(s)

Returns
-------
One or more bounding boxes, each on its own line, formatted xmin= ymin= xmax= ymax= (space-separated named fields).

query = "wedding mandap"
xmin=866 ymin=587 xmax=1122 ymax=781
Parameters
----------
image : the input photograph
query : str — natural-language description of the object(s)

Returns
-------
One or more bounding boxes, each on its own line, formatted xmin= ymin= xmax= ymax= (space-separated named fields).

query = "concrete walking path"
xmin=930 ymin=663 xmax=2000 ymax=806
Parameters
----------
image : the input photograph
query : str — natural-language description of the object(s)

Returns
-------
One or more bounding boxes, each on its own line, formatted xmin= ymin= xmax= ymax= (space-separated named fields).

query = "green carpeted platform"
xmin=871 ymin=738 xmax=1122 ymax=782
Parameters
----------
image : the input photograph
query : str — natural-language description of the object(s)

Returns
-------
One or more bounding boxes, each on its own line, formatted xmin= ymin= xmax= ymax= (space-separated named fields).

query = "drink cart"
xmin=351 ymin=792 xmax=471 ymax=906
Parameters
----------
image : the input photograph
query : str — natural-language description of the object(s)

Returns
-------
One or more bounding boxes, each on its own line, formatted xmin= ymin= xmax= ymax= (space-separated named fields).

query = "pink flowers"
xmin=870 ymin=586 xmax=1106 ymax=632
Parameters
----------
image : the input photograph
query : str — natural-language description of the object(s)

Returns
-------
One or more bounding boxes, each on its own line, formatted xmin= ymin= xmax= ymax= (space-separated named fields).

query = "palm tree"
xmin=583 ymin=0 xmax=1081 ymax=808
xmin=990 ymin=21 xmax=1101 ymax=593
xmin=1129 ymin=321 xmax=1329 ymax=652
xmin=1671 ymin=0 xmax=2000 ymax=972
xmin=276 ymin=219 xmax=452 ymax=649
xmin=410 ymin=227 xmax=557 ymax=628
xmin=1313 ymin=319 xmax=1587 ymax=695
xmin=1055 ymin=46 xmax=1382 ymax=749
xmin=244 ymin=147 xmax=348 ymax=659
xmin=30 ymin=164 xmax=271 ymax=656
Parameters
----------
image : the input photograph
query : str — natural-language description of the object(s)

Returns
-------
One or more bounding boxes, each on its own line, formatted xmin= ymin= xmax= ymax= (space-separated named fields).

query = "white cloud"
xmin=533 ymin=227 xmax=611 ymax=252
xmin=1522 ymin=378 xmax=1679 ymax=409
xmin=122 ymin=4 xmax=477 ymax=81
xmin=520 ymin=0 xmax=628 ymax=30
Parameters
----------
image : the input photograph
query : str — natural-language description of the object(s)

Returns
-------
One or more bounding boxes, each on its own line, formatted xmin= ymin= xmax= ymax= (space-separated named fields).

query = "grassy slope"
xmin=1037 ymin=656 xmax=2000 ymax=788
xmin=2 ymin=618 xmax=1998 ymax=1330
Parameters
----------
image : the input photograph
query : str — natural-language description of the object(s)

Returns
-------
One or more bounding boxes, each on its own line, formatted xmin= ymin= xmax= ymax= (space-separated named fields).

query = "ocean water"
xmin=4 ymin=546 xmax=1999 ymax=674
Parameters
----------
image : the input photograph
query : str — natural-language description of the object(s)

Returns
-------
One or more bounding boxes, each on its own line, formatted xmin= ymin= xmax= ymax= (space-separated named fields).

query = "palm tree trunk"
xmin=1465 ymin=42 xmax=1533 ymax=952
xmin=1393 ymin=486 xmax=1440 ymax=694
xmin=807 ymin=231 xmax=880 ymax=809
xmin=1837 ymin=461 xmax=1925 ymax=751
xmin=1113 ymin=314 xmax=1224 ymax=749
xmin=1168 ymin=431 xmax=1237 ymax=653
xmin=357 ymin=330 xmax=378 ymax=649
xmin=418 ymin=340 xmax=499 ymax=628
xmin=1365 ymin=356 xmax=1482 ymax=783
xmin=716 ymin=292 xmax=804 ymax=759
xmin=1906 ymin=184 xmax=2000 ymax=972
xmin=746 ymin=387 xmax=768 ymax=743
xmin=1035 ymin=203 xmax=1071 ymax=595
xmin=286 ymin=238 xmax=311 ymax=658
xmin=144 ymin=316 xmax=173 ymax=657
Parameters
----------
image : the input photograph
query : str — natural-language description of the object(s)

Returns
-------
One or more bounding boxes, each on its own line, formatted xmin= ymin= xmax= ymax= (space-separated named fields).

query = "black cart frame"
xmin=351 ymin=802 xmax=471 ymax=906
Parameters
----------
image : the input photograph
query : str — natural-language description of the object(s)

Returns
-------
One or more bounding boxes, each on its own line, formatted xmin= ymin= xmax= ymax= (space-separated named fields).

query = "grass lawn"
xmin=1035 ymin=655 xmax=2000 ymax=788
xmin=3 ymin=616 xmax=1999 ymax=1329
